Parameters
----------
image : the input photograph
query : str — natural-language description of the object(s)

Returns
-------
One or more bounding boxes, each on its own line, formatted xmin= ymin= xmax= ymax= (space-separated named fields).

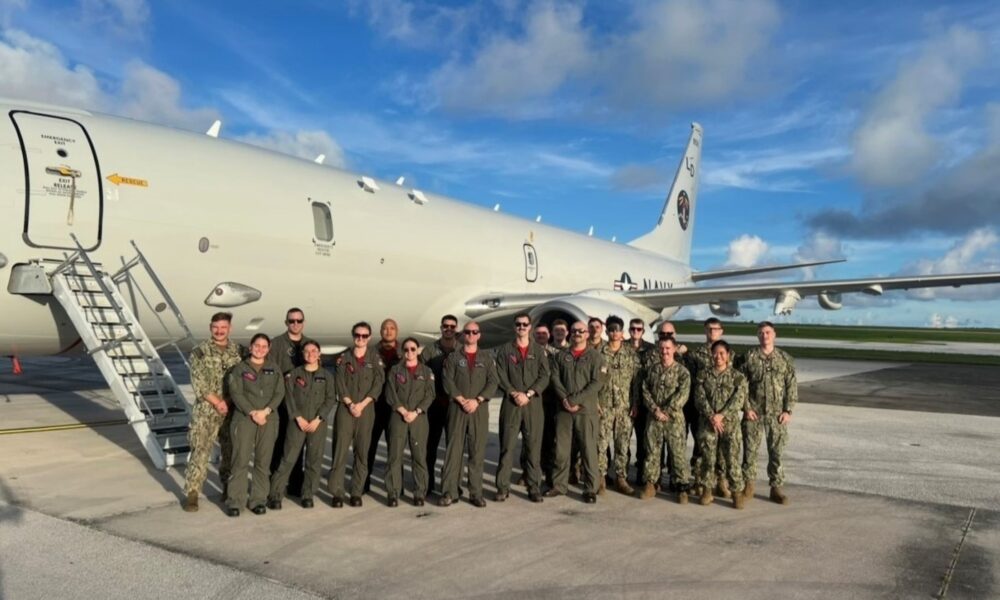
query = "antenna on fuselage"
xmin=536 ymin=215 xmax=542 ymax=222
xmin=206 ymin=120 xmax=222 ymax=138
xmin=588 ymin=226 xmax=594 ymax=236
xmin=493 ymin=204 xmax=500 ymax=211
xmin=314 ymin=154 xmax=326 ymax=164
xmin=395 ymin=176 xmax=405 ymax=186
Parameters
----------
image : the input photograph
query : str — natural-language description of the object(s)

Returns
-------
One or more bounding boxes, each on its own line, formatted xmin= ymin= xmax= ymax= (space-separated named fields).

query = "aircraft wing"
xmin=624 ymin=271 xmax=1000 ymax=314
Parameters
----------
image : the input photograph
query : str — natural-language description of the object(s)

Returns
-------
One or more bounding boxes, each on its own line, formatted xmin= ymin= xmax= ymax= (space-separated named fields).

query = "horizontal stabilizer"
xmin=691 ymin=259 xmax=846 ymax=282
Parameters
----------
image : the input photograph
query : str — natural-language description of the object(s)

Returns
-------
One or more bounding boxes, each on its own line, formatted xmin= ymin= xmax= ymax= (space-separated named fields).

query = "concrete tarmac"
xmin=1 ymin=356 xmax=998 ymax=599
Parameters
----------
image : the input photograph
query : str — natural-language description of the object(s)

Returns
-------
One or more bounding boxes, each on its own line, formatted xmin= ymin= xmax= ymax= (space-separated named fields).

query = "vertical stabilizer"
xmin=628 ymin=123 xmax=703 ymax=264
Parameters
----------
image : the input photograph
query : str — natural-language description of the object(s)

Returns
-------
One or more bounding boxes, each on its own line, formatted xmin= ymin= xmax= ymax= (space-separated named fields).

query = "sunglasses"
xmin=514 ymin=322 xmax=531 ymax=328
xmin=463 ymin=330 xmax=481 ymax=335
xmin=571 ymin=329 xmax=587 ymax=334
xmin=629 ymin=326 xmax=643 ymax=332
xmin=658 ymin=331 xmax=675 ymax=338
xmin=286 ymin=319 xmax=304 ymax=324
xmin=441 ymin=324 xmax=457 ymax=330
xmin=353 ymin=333 xmax=371 ymax=339
xmin=403 ymin=346 xmax=419 ymax=353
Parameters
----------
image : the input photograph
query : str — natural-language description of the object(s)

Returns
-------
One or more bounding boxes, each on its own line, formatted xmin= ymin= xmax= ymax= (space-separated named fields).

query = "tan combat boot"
xmin=716 ymin=478 xmax=731 ymax=499
xmin=182 ymin=491 xmax=199 ymax=512
xmin=614 ymin=476 xmax=634 ymax=495
xmin=597 ymin=478 xmax=606 ymax=495
xmin=733 ymin=489 xmax=745 ymax=510
xmin=637 ymin=483 xmax=656 ymax=499
xmin=743 ymin=480 xmax=755 ymax=500
xmin=677 ymin=490 xmax=688 ymax=505
xmin=699 ymin=488 xmax=714 ymax=506
xmin=770 ymin=486 xmax=788 ymax=505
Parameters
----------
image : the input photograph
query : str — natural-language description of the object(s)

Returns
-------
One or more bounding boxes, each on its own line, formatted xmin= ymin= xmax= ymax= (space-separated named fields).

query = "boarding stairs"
xmin=49 ymin=234 xmax=194 ymax=470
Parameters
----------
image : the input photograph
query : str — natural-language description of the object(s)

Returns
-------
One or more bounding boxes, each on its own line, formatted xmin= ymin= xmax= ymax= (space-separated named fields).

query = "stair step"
xmin=92 ymin=323 xmax=138 ymax=340
xmin=83 ymin=307 xmax=124 ymax=324
xmin=65 ymin=277 xmax=107 ymax=293
xmin=74 ymin=291 xmax=116 ymax=309
xmin=122 ymin=375 xmax=172 ymax=395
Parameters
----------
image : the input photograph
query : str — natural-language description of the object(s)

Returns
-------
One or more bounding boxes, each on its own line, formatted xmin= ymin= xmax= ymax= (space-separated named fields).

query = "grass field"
xmin=672 ymin=321 xmax=1000 ymax=344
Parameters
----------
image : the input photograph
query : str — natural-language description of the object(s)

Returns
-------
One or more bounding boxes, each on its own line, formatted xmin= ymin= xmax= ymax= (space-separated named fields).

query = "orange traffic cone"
xmin=12 ymin=356 xmax=22 ymax=375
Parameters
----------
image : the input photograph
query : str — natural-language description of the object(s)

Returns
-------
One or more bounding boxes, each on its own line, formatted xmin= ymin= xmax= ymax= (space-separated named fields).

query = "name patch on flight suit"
xmin=396 ymin=373 xmax=407 ymax=384
xmin=295 ymin=377 xmax=307 ymax=388
xmin=347 ymin=363 xmax=356 ymax=374
xmin=242 ymin=371 xmax=257 ymax=382
xmin=508 ymin=353 xmax=518 ymax=364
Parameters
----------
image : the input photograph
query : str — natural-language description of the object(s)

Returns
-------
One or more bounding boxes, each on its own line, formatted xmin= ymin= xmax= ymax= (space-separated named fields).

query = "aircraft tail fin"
xmin=628 ymin=123 xmax=703 ymax=264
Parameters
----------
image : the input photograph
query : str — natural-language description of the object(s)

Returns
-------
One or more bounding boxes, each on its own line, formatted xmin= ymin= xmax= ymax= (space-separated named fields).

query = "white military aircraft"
xmin=3 ymin=96 xmax=1000 ymax=357
xmin=7 ymin=96 xmax=1000 ymax=468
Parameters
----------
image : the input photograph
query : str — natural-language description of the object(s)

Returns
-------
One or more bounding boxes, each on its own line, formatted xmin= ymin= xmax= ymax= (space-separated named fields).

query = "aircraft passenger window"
xmin=312 ymin=202 xmax=333 ymax=243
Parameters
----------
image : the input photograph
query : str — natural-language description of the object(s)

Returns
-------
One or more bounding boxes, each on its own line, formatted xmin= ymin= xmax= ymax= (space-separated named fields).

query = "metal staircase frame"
xmin=49 ymin=234 xmax=192 ymax=469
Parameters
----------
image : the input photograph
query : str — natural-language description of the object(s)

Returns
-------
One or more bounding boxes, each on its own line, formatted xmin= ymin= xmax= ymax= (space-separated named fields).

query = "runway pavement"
xmin=1 ymin=356 xmax=997 ymax=599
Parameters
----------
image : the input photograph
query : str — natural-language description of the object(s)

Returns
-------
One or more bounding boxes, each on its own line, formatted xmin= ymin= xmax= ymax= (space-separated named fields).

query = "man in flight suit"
xmin=439 ymin=321 xmax=499 ymax=507
xmin=420 ymin=314 xmax=460 ymax=495
xmin=494 ymin=314 xmax=550 ymax=503
xmin=546 ymin=321 xmax=603 ymax=503
xmin=268 ymin=307 xmax=307 ymax=497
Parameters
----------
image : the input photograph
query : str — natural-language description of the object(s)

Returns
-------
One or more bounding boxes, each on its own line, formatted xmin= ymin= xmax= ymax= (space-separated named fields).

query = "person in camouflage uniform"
xmin=693 ymin=339 xmax=747 ymax=509
xmin=738 ymin=321 xmax=797 ymax=505
xmin=638 ymin=336 xmax=692 ymax=503
xmin=182 ymin=312 xmax=245 ymax=512
xmin=597 ymin=316 xmax=639 ymax=495
xmin=684 ymin=317 xmax=731 ymax=497
xmin=628 ymin=318 xmax=656 ymax=486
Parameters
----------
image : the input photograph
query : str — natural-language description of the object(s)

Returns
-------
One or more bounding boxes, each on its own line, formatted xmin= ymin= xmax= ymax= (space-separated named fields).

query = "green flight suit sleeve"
xmin=443 ymin=353 xmax=460 ymax=400
xmin=227 ymin=366 xmax=255 ymax=416
xmin=334 ymin=353 xmax=351 ymax=402
xmin=494 ymin=345 xmax=515 ymax=395
xmin=551 ymin=354 xmax=568 ymax=401
xmin=529 ymin=345 xmax=550 ymax=396
xmin=363 ymin=354 xmax=386 ymax=401
xmin=417 ymin=367 xmax=435 ymax=412
xmin=318 ymin=371 xmax=337 ymax=420
xmin=385 ymin=366 xmax=402 ymax=410
xmin=285 ymin=376 xmax=299 ymax=419
xmin=572 ymin=352 xmax=602 ymax=407
xmin=479 ymin=357 xmax=499 ymax=400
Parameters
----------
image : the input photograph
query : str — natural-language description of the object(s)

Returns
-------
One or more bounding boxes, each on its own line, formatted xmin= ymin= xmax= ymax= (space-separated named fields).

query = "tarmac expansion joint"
xmin=936 ymin=507 xmax=977 ymax=599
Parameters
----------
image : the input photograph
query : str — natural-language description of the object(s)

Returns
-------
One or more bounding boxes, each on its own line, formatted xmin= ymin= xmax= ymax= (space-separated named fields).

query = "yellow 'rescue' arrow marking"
xmin=106 ymin=173 xmax=149 ymax=187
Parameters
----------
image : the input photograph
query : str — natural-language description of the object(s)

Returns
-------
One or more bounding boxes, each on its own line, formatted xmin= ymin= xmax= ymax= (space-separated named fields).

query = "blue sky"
xmin=2 ymin=0 xmax=999 ymax=327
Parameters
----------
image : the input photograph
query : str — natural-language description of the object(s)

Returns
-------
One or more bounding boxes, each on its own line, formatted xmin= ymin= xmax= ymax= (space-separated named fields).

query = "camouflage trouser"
xmin=643 ymin=414 xmax=690 ymax=486
xmin=742 ymin=415 xmax=788 ymax=487
xmin=598 ymin=402 xmax=633 ymax=478
xmin=696 ymin=416 xmax=743 ymax=493
xmin=183 ymin=400 xmax=233 ymax=496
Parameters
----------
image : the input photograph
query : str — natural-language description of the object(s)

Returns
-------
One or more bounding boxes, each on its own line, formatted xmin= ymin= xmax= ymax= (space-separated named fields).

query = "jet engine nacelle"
xmin=528 ymin=293 xmax=657 ymax=340
xmin=817 ymin=292 xmax=843 ymax=310
xmin=709 ymin=300 xmax=740 ymax=317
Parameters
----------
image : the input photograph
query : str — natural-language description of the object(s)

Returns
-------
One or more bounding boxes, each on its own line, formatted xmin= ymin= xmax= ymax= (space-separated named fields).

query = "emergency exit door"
xmin=11 ymin=111 xmax=103 ymax=251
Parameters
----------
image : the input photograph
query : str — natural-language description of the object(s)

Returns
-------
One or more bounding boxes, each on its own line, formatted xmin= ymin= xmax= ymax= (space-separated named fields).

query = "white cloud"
xmin=428 ymin=0 xmax=781 ymax=119
xmin=903 ymin=227 xmax=1000 ymax=300
xmin=850 ymin=25 xmax=986 ymax=187
xmin=353 ymin=0 xmax=475 ymax=48
xmin=80 ymin=0 xmax=149 ymax=34
xmin=119 ymin=61 xmax=218 ymax=131
xmin=703 ymin=146 xmax=848 ymax=192
xmin=725 ymin=234 xmax=769 ymax=267
xmin=238 ymin=130 xmax=347 ymax=168
xmin=431 ymin=2 xmax=590 ymax=117
xmin=0 ymin=29 xmax=106 ymax=108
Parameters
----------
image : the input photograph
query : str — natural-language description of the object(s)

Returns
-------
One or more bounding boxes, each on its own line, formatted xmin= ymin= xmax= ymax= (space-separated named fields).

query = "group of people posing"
xmin=180 ymin=309 xmax=797 ymax=516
